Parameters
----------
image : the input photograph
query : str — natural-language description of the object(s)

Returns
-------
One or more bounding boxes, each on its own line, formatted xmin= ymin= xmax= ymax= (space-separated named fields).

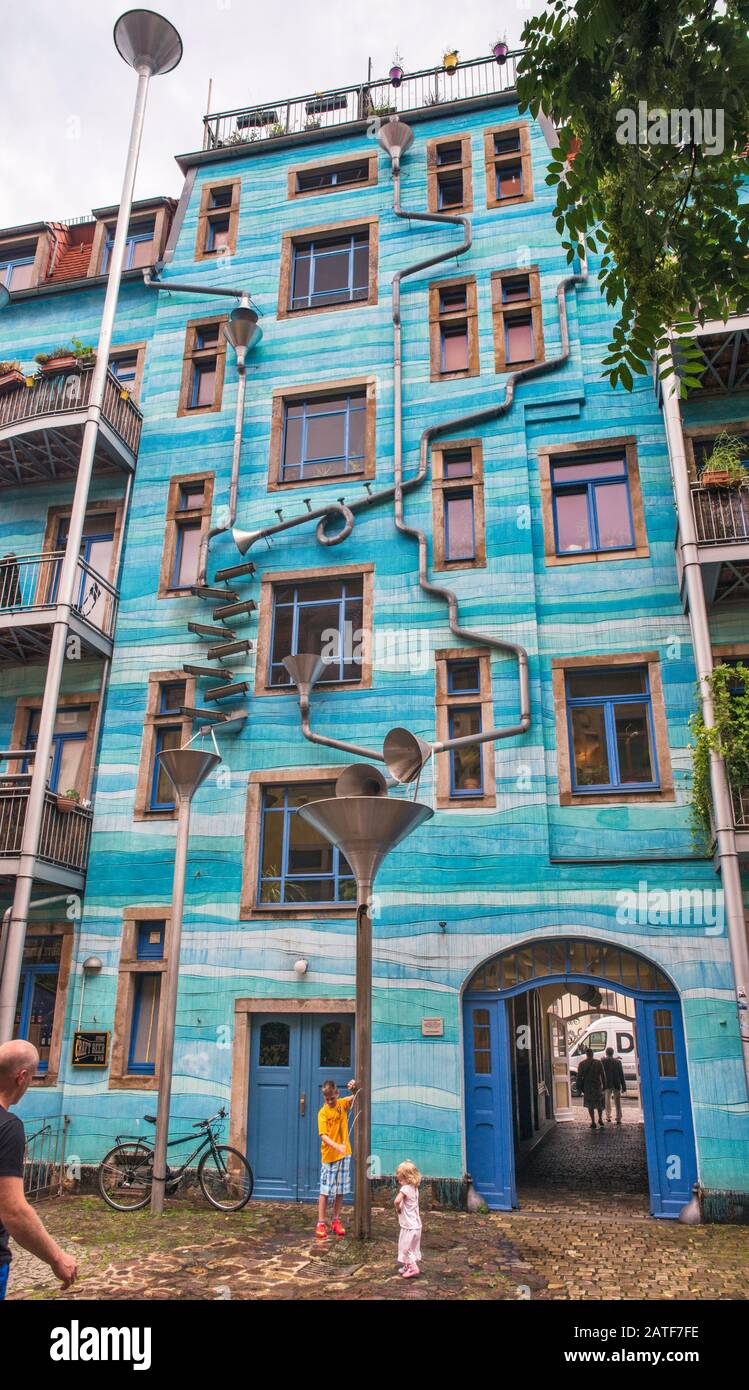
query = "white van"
xmin=569 ymin=1016 xmax=639 ymax=1089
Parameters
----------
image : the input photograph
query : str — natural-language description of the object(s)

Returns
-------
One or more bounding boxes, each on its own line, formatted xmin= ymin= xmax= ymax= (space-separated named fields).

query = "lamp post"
xmin=0 ymin=10 xmax=182 ymax=1044
xmin=299 ymin=781 xmax=433 ymax=1239
xmin=149 ymin=744 xmax=220 ymax=1216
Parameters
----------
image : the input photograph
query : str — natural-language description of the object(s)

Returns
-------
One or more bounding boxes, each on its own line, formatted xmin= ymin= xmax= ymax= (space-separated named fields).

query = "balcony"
xmin=690 ymin=315 xmax=749 ymax=395
xmin=686 ymin=484 xmax=749 ymax=604
xmin=201 ymin=52 xmax=520 ymax=151
xmin=0 ymin=778 xmax=92 ymax=889
xmin=0 ymin=367 xmax=142 ymax=487
xmin=0 ymin=551 xmax=118 ymax=665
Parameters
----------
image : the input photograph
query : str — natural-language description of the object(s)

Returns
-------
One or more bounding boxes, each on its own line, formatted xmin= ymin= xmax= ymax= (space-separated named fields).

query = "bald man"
xmin=0 ymin=1040 xmax=76 ymax=1300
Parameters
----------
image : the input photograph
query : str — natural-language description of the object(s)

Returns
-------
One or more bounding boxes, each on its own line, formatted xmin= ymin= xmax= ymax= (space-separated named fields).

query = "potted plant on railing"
xmin=699 ymin=432 xmax=748 ymax=489
xmin=389 ymin=51 xmax=405 ymax=88
xmin=690 ymin=660 xmax=749 ymax=846
xmin=35 ymin=345 xmax=79 ymax=376
xmin=443 ymin=47 xmax=459 ymax=76
xmin=0 ymin=360 xmax=24 ymax=395
xmin=55 ymin=786 xmax=82 ymax=814
xmin=492 ymin=38 xmax=509 ymax=64
xmin=71 ymin=337 xmax=97 ymax=370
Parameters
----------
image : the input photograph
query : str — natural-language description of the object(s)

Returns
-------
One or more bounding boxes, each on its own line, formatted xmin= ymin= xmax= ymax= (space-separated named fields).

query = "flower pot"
xmin=443 ymin=50 xmax=459 ymax=75
xmin=55 ymin=795 xmax=80 ymax=814
xmin=701 ymin=471 xmax=732 ymax=488
xmin=39 ymin=356 xmax=78 ymax=376
xmin=389 ymin=64 xmax=404 ymax=87
xmin=76 ymin=354 xmax=96 ymax=370
xmin=492 ymin=41 xmax=508 ymax=64
xmin=0 ymin=368 xmax=24 ymax=396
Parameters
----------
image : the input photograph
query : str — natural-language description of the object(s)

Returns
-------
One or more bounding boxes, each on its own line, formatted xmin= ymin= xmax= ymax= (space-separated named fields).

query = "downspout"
xmin=661 ymin=348 xmax=749 ymax=1094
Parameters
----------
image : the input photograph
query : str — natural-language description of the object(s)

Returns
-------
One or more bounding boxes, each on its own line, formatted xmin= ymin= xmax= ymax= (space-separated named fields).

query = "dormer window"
xmin=0 ymin=245 xmax=36 ymax=291
xmin=101 ymin=219 xmax=155 ymax=274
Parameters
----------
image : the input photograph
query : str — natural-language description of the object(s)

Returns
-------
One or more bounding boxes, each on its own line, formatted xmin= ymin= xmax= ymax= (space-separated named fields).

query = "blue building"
xmin=1 ymin=52 xmax=747 ymax=1220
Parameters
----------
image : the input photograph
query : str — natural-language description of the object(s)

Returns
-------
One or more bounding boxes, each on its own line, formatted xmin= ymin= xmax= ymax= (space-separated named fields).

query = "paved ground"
xmin=519 ymin=1102 xmax=649 ymax=1195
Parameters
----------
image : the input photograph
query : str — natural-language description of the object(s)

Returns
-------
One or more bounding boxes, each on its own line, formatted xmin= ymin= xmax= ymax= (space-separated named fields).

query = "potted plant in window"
xmin=699 ymin=431 xmax=748 ymax=489
xmin=443 ymin=47 xmax=459 ymax=76
xmin=0 ymin=360 xmax=24 ymax=395
xmin=56 ymin=787 xmax=82 ymax=814
xmin=35 ymin=345 xmax=79 ymax=376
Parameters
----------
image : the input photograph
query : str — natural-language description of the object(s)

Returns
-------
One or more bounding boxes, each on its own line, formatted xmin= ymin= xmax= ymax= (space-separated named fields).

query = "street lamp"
xmin=299 ymin=777 xmax=433 ymax=1239
xmin=149 ymin=742 xmax=220 ymax=1215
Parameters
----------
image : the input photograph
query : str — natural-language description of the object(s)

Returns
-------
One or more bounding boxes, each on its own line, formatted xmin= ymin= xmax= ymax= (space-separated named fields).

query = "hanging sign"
xmin=72 ymin=1031 xmax=110 ymax=1067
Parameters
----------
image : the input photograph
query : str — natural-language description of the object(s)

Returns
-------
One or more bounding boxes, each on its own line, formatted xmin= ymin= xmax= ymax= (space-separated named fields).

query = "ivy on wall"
xmin=690 ymin=661 xmax=749 ymax=844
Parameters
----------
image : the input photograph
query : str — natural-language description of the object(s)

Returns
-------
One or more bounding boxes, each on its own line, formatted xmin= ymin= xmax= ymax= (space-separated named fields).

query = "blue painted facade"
xmin=2 ymin=82 xmax=748 ymax=1207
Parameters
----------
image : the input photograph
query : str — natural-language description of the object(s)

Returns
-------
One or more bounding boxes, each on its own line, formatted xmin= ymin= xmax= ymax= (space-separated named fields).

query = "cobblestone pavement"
xmin=7 ymin=1186 xmax=748 ymax=1301
xmin=518 ymin=1104 xmax=649 ymax=1195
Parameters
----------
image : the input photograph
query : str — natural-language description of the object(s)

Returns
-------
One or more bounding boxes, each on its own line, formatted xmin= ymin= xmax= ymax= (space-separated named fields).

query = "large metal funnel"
xmin=383 ymin=726 xmax=433 ymax=784
xmin=298 ymin=795 xmax=433 ymax=891
xmin=114 ymin=9 xmax=183 ymax=74
xmin=157 ymin=748 xmax=220 ymax=801
xmin=283 ymin=653 xmax=325 ymax=698
xmin=376 ymin=116 xmax=415 ymax=164
xmin=335 ymin=764 xmax=388 ymax=798
xmin=233 ymin=527 xmax=264 ymax=555
xmin=224 ymin=306 xmax=262 ymax=364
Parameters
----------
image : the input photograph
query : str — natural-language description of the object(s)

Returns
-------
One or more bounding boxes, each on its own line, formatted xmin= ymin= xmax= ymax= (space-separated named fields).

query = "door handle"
xmin=299 ymin=1093 xmax=306 ymax=1117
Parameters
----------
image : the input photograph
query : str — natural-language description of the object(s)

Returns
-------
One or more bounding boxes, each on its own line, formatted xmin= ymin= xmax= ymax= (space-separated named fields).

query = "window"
xmin=290 ymin=155 xmax=377 ymax=198
xmin=14 ymin=936 xmax=62 ymax=1073
xmin=429 ymin=277 xmax=478 ymax=380
xmin=135 ymin=672 xmax=194 ymax=819
xmin=177 ymin=319 xmax=227 ymax=416
xmin=269 ymin=576 xmax=364 ymax=687
xmin=282 ymin=392 xmax=366 ymax=481
xmin=278 ymin=218 xmax=378 ymax=318
xmin=689 ymin=431 xmax=749 ymax=478
xmin=565 ymin=667 xmax=659 ymax=793
xmin=258 ymin=783 xmax=355 ymax=905
xmin=538 ymin=437 xmax=649 ymax=566
xmin=653 ymin=1009 xmax=677 ymax=1078
xmin=320 ymin=1021 xmax=352 ymax=1067
xmin=102 ymin=219 xmax=155 ymax=273
xmin=108 ymin=343 xmax=146 ymax=401
xmin=432 ymin=443 xmax=485 ymax=569
xmin=472 ymin=1008 xmax=492 ymax=1074
xmin=109 ymin=910 xmax=170 ymax=1087
xmin=128 ymin=974 xmax=161 ymax=1074
xmin=24 ymin=705 xmax=91 ymax=794
xmin=484 ymin=123 xmax=532 ymax=209
xmin=435 ymin=648 xmax=495 ymax=808
xmin=159 ymin=472 xmax=214 ymax=597
xmin=551 ymin=450 xmax=635 ymax=555
xmin=196 ymin=179 xmax=240 ymax=260
xmin=427 ymin=134 xmax=472 ymax=214
xmin=0 ymin=249 xmax=36 ymax=291
xmin=259 ymin=1021 xmax=291 ymax=1066
xmin=491 ymin=268 xmax=543 ymax=371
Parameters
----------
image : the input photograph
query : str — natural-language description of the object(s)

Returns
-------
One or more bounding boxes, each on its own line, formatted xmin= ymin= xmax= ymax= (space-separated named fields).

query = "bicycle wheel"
xmin=198 ymin=1145 xmax=254 ymax=1211
xmin=98 ymin=1142 xmax=154 ymax=1211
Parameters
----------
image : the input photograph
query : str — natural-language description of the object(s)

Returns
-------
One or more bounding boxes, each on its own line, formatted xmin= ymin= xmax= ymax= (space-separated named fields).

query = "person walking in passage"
xmin=576 ymin=1047 xmax=606 ymax=1129
xmin=394 ymin=1160 xmax=422 ymax=1279
xmin=316 ymin=1077 xmax=359 ymax=1239
xmin=602 ymin=1046 xmax=627 ymax=1124
xmin=0 ymin=1041 xmax=77 ymax=1300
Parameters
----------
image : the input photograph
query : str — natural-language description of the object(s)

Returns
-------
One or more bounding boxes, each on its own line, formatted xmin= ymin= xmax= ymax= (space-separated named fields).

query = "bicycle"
xmin=98 ymin=1107 xmax=254 ymax=1213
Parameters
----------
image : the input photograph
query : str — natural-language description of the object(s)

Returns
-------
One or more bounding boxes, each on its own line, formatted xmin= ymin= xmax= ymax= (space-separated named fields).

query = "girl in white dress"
xmin=394 ymin=1160 xmax=422 ymax=1278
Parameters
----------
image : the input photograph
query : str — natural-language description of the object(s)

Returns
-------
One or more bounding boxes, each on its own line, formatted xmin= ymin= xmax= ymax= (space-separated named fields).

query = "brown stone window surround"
xmin=16 ymin=924 xmax=74 ymax=1088
xmin=177 ymin=315 xmax=228 ymax=417
xmin=551 ymin=652 xmax=674 ymax=807
xmin=267 ymin=376 xmax=376 ymax=492
xmin=108 ymin=341 xmax=147 ymax=402
xmin=195 ymin=177 xmax=241 ymax=261
xmin=9 ymin=691 xmax=101 ymax=794
xmin=432 ymin=440 xmax=486 ymax=570
xmin=134 ymin=671 xmax=196 ymax=820
xmin=484 ymin=121 xmax=533 ymax=209
xmin=277 ymin=215 xmax=379 ymax=321
xmin=0 ymin=230 xmax=50 ymax=292
xmin=426 ymin=134 xmax=473 ymax=214
xmin=241 ymin=767 xmax=358 ymax=919
xmin=683 ymin=419 xmax=749 ymax=481
xmin=428 ymin=275 xmax=479 ymax=381
xmin=109 ymin=907 xmax=171 ymax=1090
xmin=537 ymin=436 xmax=649 ymax=567
xmin=254 ymin=561 xmax=374 ymax=697
xmin=158 ymin=472 xmax=215 ymax=599
xmin=36 ymin=498 xmax=125 ymax=607
xmin=435 ymin=647 xmax=496 ymax=810
xmin=89 ymin=203 xmax=171 ymax=278
xmin=490 ymin=267 xmax=544 ymax=373
xmin=287 ymin=152 xmax=378 ymax=200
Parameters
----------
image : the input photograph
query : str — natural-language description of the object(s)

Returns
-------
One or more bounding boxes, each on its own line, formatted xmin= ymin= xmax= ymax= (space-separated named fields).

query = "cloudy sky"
xmin=3 ymin=0 xmax=531 ymax=227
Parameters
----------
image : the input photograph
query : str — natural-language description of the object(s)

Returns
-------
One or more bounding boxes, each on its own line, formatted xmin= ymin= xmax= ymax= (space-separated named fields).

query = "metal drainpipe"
xmin=142 ymin=268 xmax=251 ymax=304
xmin=298 ymin=689 xmax=383 ymax=762
xmin=660 ymin=351 xmax=749 ymax=1094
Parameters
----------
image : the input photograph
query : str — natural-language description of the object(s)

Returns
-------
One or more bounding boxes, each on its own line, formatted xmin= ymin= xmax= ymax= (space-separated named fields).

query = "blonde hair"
xmin=396 ymin=1160 xmax=421 ymax=1187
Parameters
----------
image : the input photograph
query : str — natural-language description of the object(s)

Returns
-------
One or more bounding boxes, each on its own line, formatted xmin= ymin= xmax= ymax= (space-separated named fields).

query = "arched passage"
xmin=463 ymin=937 xmax=698 ymax=1218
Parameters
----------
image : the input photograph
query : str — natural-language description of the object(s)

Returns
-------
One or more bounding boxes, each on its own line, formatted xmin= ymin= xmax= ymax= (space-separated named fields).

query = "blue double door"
xmin=464 ymin=992 xmax=697 ymax=1218
xmin=248 ymin=1013 xmax=354 ymax=1201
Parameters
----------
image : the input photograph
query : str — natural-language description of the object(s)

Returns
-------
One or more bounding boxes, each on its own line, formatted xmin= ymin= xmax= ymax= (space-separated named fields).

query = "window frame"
xmin=683 ymin=419 xmax=749 ymax=482
xmin=431 ymin=441 xmax=486 ymax=570
xmin=268 ymin=377 xmax=377 ymax=490
xmin=428 ymin=275 xmax=479 ymax=381
xmin=158 ymin=471 xmax=214 ymax=598
xmin=108 ymin=341 xmax=146 ymax=401
xmin=490 ymin=267 xmax=544 ymax=372
xmin=484 ymin=122 xmax=533 ymax=209
xmin=177 ymin=316 xmax=228 ymax=417
xmin=254 ymin=563 xmax=374 ymax=697
xmin=435 ymin=647 xmax=496 ymax=809
xmin=110 ymin=909 xmax=170 ymax=1089
xmin=267 ymin=576 xmax=365 ymax=690
xmin=102 ymin=218 xmax=156 ymax=274
xmin=134 ymin=672 xmax=195 ymax=820
xmin=277 ymin=216 xmax=378 ymax=320
xmin=564 ymin=666 xmax=660 ymax=795
xmin=550 ymin=451 xmax=636 ymax=558
xmin=426 ymin=133 xmax=473 ymax=214
xmin=538 ymin=437 xmax=649 ymax=567
xmin=288 ymin=153 xmax=378 ymax=200
xmin=241 ymin=768 xmax=360 ymax=917
xmin=195 ymin=177 xmax=241 ymax=261
xmin=11 ymin=926 xmax=72 ymax=1087
xmin=256 ymin=782 xmax=356 ymax=908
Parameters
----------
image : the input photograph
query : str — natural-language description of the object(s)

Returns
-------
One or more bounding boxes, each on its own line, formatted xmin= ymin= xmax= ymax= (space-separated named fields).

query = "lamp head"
xmin=114 ymin=9 xmax=183 ymax=75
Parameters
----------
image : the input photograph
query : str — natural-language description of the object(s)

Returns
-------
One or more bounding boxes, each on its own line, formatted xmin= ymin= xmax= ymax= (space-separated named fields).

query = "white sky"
xmin=1 ymin=0 xmax=531 ymax=228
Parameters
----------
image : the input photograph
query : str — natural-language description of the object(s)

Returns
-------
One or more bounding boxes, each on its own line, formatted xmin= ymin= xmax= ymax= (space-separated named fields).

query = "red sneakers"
xmin=331 ymin=1219 xmax=346 ymax=1236
xmin=315 ymin=1221 xmax=328 ymax=1239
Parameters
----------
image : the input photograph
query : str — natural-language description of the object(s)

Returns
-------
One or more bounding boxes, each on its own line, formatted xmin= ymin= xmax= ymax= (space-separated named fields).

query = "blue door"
xmin=637 ymin=998 xmax=698 ymax=1218
xmin=248 ymin=1013 xmax=355 ymax=1201
xmin=463 ymin=998 xmax=516 ymax=1210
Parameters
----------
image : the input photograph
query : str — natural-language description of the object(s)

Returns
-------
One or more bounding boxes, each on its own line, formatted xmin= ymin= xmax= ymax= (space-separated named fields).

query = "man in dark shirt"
xmin=0 ymin=1040 xmax=77 ymax=1299
xmin=602 ymin=1046 xmax=627 ymax=1124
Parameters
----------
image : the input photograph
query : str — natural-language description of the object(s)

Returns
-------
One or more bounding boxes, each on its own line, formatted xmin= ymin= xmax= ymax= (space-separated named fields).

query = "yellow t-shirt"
xmin=318 ymin=1095 xmax=354 ymax=1165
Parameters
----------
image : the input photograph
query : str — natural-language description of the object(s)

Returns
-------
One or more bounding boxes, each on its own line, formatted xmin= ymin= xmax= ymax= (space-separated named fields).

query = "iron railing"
xmin=24 ymin=1117 xmax=70 ymax=1201
xmin=691 ymin=484 xmax=749 ymax=546
xmin=731 ymin=779 xmax=749 ymax=829
xmin=0 ymin=551 xmax=119 ymax=640
xmin=0 ymin=366 xmax=143 ymax=457
xmin=202 ymin=52 xmax=521 ymax=150
xmin=0 ymin=778 xmax=93 ymax=874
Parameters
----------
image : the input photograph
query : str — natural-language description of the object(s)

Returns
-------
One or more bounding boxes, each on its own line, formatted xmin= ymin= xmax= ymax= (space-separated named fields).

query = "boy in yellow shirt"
xmin=316 ymin=1078 xmax=359 ymax=1238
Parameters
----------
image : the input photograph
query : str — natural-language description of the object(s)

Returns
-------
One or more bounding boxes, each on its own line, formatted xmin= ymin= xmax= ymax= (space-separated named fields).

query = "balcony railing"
xmin=202 ymin=52 xmax=521 ymax=150
xmin=0 ymin=551 xmax=118 ymax=641
xmin=0 ymin=367 xmax=143 ymax=457
xmin=731 ymin=780 xmax=749 ymax=829
xmin=691 ymin=484 xmax=749 ymax=546
xmin=0 ymin=778 xmax=92 ymax=876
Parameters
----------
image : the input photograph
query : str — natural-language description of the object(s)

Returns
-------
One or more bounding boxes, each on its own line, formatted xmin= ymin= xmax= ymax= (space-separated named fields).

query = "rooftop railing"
xmin=691 ymin=483 xmax=749 ymax=546
xmin=0 ymin=779 xmax=92 ymax=876
xmin=202 ymin=52 xmax=521 ymax=151
xmin=0 ymin=551 xmax=119 ymax=642
xmin=0 ymin=366 xmax=143 ymax=458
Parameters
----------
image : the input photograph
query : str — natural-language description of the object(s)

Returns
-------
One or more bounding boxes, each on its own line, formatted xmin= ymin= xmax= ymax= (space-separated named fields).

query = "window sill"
xmin=109 ymin=1074 xmax=160 ymax=1091
xmin=546 ymin=545 xmax=650 ymax=567
xmin=278 ymin=296 xmax=376 ymax=321
xmin=240 ymin=903 xmax=357 ymax=920
xmin=559 ymin=788 xmax=674 ymax=807
xmin=133 ymin=808 xmax=178 ymax=822
xmin=255 ymin=677 xmax=368 ymax=697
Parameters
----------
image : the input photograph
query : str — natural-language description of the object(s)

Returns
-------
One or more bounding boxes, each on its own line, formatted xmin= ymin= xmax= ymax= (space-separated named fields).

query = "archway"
xmin=462 ymin=937 xmax=698 ymax=1218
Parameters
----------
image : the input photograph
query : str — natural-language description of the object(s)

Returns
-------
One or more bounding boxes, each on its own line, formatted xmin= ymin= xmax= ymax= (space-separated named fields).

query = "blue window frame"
xmin=206 ymin=216 xmax=230 ymax=252
xmin=269 ymin=576 xmax=364 ymax=687
xmin=102 ymin=220 xmax=155 ymax=274
xmin=172 ymin=517 xmax=201 ymax=588
xmin=281 ymin=392 xmax=366 ymax=482
xmin=444 ymin=488 xmax=475 ymax=561
xmin=448 ymin=706 xmax=483 ymax=797
xmin=14 ymin=937 xmax=61 ymax=1073
xmin=128 ymin=973 xmax=161 ymax=1074
xmin=551 ymin=451 xmax=635 ymax=556
xmin=290 ymin=231 xmax=369 ymax=310
xmin=565 ymin=666 xmax=659 ymax=793
xmin=158 ymin=681 xmax=186 ymax=715
xmin=109 ymin=353 xmax=138 ymax=389
xmin=136 ymin=922 xmax=165 ymax=960
xmin=447 ymin=658 xmax=481 ymax=694
xmin=0 ymin=254 xmax=35 ymax=291
xmin=495 ymin=161 xmax=523 ymax=200
xmin=437 ymin=170 xmax=464 ymax=209
xmin=149 ymin=724 xmax=182 ymax=810
xmin=296 ymin=161 xmax=369 ymax=193
xmin=258 ymin=783 xmax=355 ymax=905
xmin=24 ymin=706 xmax=89 ymax=793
